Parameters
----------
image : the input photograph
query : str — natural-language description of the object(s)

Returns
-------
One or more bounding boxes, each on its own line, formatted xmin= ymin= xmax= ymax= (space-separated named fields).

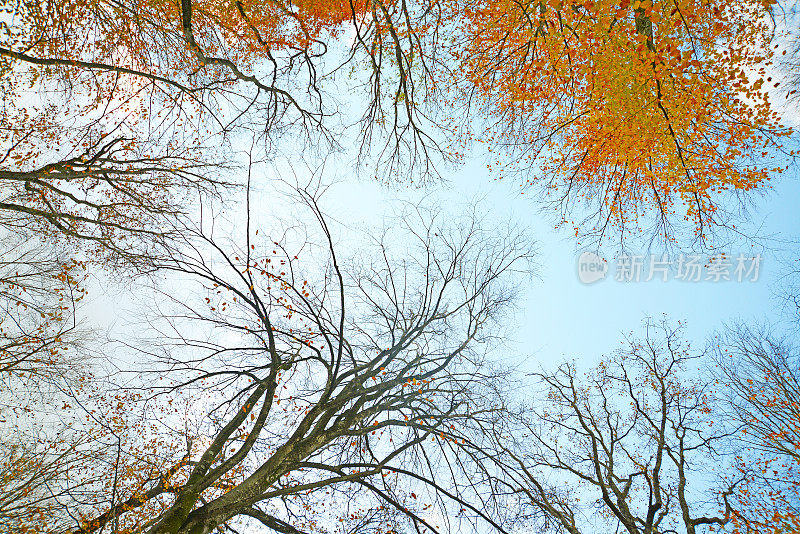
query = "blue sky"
xmin=82 ymin=143 xmax=800 ymax=377
xmin=320 ymin=149 xmax=800 ymax=372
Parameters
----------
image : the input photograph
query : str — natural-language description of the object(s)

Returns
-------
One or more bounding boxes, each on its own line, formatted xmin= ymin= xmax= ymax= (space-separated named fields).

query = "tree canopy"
xmin=1 ymin=1 xmax=799 ymax=533
xmin=1 ymin=0 xmax=793 ymax=245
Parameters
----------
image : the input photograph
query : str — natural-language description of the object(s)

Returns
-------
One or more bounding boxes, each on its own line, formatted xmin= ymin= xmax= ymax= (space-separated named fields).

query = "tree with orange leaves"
xmin=455 ymin=0 xmax=791 ymax=246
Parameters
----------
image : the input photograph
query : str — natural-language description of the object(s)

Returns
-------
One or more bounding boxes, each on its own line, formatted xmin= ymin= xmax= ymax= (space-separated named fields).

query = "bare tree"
xmin=0 ymin=133 xmax=220 ymax=264
xmin=491 ymin=319 xmax=743 ymax=534
xmin=42 ymin=187 xmax=534 ymax=534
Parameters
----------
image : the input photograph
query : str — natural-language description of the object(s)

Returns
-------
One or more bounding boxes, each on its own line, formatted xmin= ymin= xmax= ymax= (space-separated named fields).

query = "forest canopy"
xmin=1 ymin=1 xmax=799 ymax=533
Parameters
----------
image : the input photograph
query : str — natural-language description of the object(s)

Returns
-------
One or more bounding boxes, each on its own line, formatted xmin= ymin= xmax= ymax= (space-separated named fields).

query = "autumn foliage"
xmin=2 ymin=0 xmax=793 ymax=245
xmin=0 ymin=1 xmax=798 ymax=533
xmin=457 ymin=0 xmax=789 ymax=241
xmin=715 ymin=328 xmax=800 ymax=534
